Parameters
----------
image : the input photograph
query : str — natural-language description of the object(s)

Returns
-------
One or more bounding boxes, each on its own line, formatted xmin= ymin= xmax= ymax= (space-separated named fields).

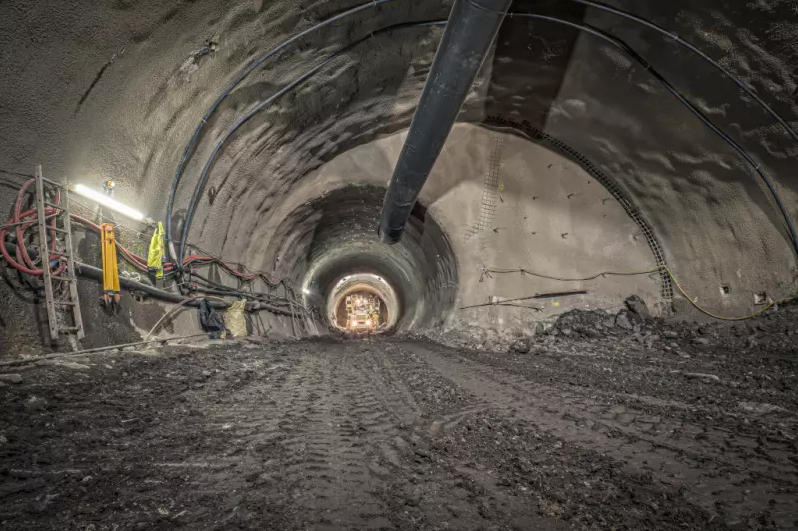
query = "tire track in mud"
xmin=411 ymin=342 xmax=798 ymax=528
xmin=203 ymin=345 xmax=410 ymax=530
xmin=3 ymin=339 xmax=796 ymax=530
xmin=277 ymin=349 xmax=394 ymax=530
xmin=362 ymin=341 xmax=568 ymax=530
xmin=251 ymin=343 xmax=542 ymax=530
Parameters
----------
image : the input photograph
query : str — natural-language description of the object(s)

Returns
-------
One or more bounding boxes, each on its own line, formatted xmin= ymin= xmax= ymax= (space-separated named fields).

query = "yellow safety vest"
xmin=148 ymin=222 xmax=166 ymax=279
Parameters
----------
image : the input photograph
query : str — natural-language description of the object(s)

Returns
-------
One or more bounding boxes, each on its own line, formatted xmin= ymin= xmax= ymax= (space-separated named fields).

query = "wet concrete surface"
xmin=0 ymin=320 xmax=796 ymax=530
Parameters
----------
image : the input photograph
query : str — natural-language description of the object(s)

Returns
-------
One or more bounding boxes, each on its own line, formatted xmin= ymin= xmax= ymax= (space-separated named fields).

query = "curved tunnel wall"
xmin=325 ymin=274 xmax=400 ymax=330
xmin=1 ymin=0 xmax=798 ymax=350
xmin=300 ymin=124 xmax=664 ymax=330
xmin=265 ymin=185 xmax=458 ymax=331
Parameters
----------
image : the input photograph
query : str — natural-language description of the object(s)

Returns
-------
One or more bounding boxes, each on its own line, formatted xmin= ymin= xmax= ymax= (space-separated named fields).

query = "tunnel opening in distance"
xmin=327 ymin=274 xmax=397 ymax=332
xmin=263 ymin=184 xmax=458 ymax=332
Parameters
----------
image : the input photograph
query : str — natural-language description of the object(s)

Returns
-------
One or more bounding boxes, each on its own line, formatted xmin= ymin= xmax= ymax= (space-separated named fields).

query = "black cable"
xmin=555 ymin=0 xmax=798 ymax=145
xmin=188 ymin=270 xmax=297 ymax=304
xmin=176 ymin=20 xmax=447 ymax=268
xmin=189 ymin=286 xmax=307 ymax=314
xmin=165 ymin=0 xmax=402 ymax=267
xmin=511 ymin=13 xmax=798 ymax=260
xmin=181 ymin=257 xmax=296 ymax=300
xmin=185 ymin=242 xmax=290 ymax=287
xmin=0 ymin=169 xmax=34 ymax=179
xmin=187 ymin=271 xmax=238 ymax=291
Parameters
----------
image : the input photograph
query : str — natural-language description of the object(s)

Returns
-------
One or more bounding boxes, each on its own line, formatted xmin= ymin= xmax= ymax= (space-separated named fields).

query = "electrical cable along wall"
xmin=0 ymin=178 xmax=305 ymax=316
xmin=0 ymin=165 xmax=311 ymax=349
xmin=483 ymin=116 xmax=675 ymax=305
xmin=163 ymin=0 xmax=796 ymax=321
xmin=2 ymin=0 xmax=798 ymax=352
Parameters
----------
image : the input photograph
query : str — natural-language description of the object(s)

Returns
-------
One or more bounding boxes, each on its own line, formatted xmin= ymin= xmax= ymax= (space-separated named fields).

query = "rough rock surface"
xmin=0 ymin=311 xmax=796 ymax=529
xmin=422 ymin=298 xmax=798 ymax=357
xmin=3 ymin=0 xmax=798 ymax=354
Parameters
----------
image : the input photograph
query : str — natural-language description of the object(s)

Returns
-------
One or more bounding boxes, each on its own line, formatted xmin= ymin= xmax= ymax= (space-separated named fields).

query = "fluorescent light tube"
xmin=73 ymin=184 xmax=146 ymax=222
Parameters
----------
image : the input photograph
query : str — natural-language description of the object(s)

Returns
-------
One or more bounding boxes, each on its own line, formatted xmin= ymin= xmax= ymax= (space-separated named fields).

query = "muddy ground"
xmin=0 ymin=307 xmax=797 ymax=530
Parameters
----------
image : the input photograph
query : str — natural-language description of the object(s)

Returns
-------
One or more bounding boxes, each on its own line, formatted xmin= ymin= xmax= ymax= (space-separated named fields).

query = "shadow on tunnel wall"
xmin=263 ymin=184 xmax=458 ymax=330
xmin=179 ymin=1 xmax=456 ymax=251
xmin=485 ymin=0 xmax=586 ymax=130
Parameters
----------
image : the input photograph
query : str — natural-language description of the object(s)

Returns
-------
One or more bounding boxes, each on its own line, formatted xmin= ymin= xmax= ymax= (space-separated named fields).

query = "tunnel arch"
xmin=265 ymin=184 xmax=459 ymax=331
xmin=153 ymin=1 xmax=796 ymax=323
xmin=326 ymin=274 xmax=399 ymax=331
xmin=2 ymin=0 xmax=798 ymax=349
xmin=164 ymin=3 xmax=798 ymax=272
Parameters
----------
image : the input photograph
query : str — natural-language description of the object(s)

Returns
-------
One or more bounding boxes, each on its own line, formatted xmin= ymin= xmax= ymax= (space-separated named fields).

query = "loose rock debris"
xmin=0 ymin=305 xmax=797 ymax=530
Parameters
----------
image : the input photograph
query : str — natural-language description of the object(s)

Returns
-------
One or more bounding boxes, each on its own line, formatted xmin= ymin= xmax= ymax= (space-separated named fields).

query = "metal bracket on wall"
xmin=465 ymin=132 xmax=505 ymax=261
xmin=34 ymin=165 xmax=85 ymax=342
xmin=483 ymin=117 xmax=675 ymax=308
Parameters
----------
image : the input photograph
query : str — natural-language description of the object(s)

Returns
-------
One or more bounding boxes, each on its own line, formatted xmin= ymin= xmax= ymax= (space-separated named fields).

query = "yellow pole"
xmin=100 ymin=223 xmax=121 ymax=304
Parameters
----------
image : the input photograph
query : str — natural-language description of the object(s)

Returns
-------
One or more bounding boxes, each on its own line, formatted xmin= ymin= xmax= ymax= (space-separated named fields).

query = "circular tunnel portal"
xmin=3 ymin=0 xmax=794 ymax=344
xmin=263 ymin=185 xmax=458 ymax=332
xmin=327 ymin=274 xmax=398 ymax=331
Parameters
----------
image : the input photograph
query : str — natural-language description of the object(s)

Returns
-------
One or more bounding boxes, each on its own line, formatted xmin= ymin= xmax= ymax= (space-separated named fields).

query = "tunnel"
xmin=1 ymin=0 xmax=797 ymax=529
xmin=2 ymin=0 xmax=798 ymax=344
xmin=272 ymin=184 xmax=458 ymax=331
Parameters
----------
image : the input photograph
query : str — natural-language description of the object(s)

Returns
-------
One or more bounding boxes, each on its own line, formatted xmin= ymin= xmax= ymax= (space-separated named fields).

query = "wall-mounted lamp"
xmin=73 ymin=184 xmax=148 ymax=223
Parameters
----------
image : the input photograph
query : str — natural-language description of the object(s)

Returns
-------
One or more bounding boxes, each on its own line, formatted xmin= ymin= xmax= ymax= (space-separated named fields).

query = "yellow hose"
xmin=481 ymin=265 xmax=794 ymax=322
xmin=658 ymin=265 xmax=793 ymax=321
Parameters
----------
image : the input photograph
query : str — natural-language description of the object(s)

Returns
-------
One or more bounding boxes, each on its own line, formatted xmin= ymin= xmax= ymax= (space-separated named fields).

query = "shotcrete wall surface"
xmin=2 ymin=0 xmax=798 ymax=352
xmin=278 ymin=124 xmax=662 ymax=331
xmin=324 ymin=274 xmax=400 ymax=330
xmin=536 ymin=17 xmax=798 ymax=316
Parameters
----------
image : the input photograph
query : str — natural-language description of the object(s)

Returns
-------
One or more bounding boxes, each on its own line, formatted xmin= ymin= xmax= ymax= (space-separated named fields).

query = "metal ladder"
xmin=34 ymin=165 xmax=85 ymax=342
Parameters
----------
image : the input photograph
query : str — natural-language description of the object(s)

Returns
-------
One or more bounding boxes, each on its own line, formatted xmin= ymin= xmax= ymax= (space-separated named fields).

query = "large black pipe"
xmin=378 ymin=0 xmax=512 ymax=244
xmin=3 ymin=240 xmax=295 ymax=315
xmin=74 ymin=263 xmax=296 ymax=315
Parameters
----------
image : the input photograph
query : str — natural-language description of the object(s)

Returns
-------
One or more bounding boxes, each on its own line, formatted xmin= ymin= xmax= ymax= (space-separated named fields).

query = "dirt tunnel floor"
xmin=1 ymin=333 xmax=797 ymax=530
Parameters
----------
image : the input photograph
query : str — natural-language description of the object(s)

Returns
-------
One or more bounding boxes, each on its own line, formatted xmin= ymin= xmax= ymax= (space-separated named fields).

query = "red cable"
xmin=67 ymin=214 xmax=150 ymax=271
xmin=3 ymin=186 xmax=269 ymax=282
xmin=2 ymin=179 xmax=67 ymax=276
xmin=182 ymin=255 xmax=257 ymax=279
xmin=1 ymin=207 xmax=61 ymax=275
xmin=14 ymin=180 xmax=45 ymax=272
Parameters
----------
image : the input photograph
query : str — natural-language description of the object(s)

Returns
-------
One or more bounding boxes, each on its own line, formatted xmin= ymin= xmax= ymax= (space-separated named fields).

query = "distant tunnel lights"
xmin=73 ymin=184 xmax=146 ymax=222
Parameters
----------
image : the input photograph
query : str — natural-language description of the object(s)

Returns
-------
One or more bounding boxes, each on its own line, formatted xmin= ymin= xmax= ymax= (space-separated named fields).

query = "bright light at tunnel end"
xmin=73 ymin=184 xmax=146 ymax=222
xmin=326 ymin=273 xmax=400 ymax=333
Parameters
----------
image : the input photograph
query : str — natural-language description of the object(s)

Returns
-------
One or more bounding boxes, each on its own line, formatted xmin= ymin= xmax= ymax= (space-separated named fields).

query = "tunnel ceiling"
xmin=1 ymin=0 xmax=797 ymax=326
